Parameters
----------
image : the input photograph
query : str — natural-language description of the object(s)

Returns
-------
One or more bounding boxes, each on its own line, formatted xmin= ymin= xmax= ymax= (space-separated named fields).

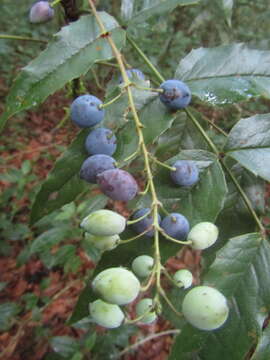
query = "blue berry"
xmin=161 ymin=213 xmax=190 ymax=240
xmin=119 ymin=69 xmax=145 ymax=83
xmin=79 ymin=154 xmax=116 ymax=184
xmin=85 ymin=127 xmax=117 ymax=156
xmin=159 ymin=80 xmax=191 ymax=110
xmin=29 ymin=1 xmax=54 ymax=23
xmin=70 ymin=95 xmax=105 ymax=128
xmin=97 ymin=169 xmax=138 ymax=201
xmin=132 ymin=208 xmax=161 ymax=237
xmin=171 ymin=160 xmax=199 ymax=186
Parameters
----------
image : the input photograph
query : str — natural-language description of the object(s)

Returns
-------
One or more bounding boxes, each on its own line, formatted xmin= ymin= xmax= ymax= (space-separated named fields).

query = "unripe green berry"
xmin=135 ymin=298 xmax=157 ymax=324
xmin=92 ymin=267 xmax=140 ymax=305
xmin=188 ymin=222 xmax=218 ymax=250
xmin=80 ymin=209 xmax=126 ymax=236
xmin=173 ymin=269 xmax=193 ymax=289
xmin=132 ymin=255 xmax=154 ymax=278
xmin=85 ymin=233 xmax=120 ymax=251
xmin=89 ymin=299 xmax=124 ymax=328
xmin=182 ymin=286 xmax=229 ymax=331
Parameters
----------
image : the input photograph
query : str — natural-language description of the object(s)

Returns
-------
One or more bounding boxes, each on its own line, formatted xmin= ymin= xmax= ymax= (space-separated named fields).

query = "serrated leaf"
xmin=127 ymin=0 xmax=200 ymax=26
xmin=30 ymin=130 xmax=89 ymax=224
xmin=154 ymin=150 xmax=227 ymax=226
xmin=224 ymin=113 xmax=270 ymax=181
xmin=0 ymin=13 xmax=126 ymax=132
xmin=170 ymin=233 xmax=270 ymax=360
xmin=175 ymin=44 xmax=270 ymax=105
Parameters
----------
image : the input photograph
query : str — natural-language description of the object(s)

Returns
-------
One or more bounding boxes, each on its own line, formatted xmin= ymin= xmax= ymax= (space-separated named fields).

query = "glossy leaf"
xmin=251 ymin=324 xmax=270 ymax=360
xmin=225 ymin=113 xmax=270 ymax=181
xmin=127 ymin=0 xmax=200 ymax=26
xmin=0 ymin=13 xmax=126 ymax=132
xmin=170 ymin=233 xmax=270 ymax=360
xmin=175 ymin=44 xmax=270 ymax=105
xmin=30 ymin=130 xmax=90 ymax=224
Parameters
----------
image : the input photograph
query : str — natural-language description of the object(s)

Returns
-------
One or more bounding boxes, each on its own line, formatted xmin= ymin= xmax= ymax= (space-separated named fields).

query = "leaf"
xmin=121 ymin=0 xmax=135 ymax=21
xmin=50 ymin=336 xmax=79 ymax=358
xmin=224 ymin=113 xmax=270 ymax=181
xmin=127 ymin=0 xmax=200 ymax=26
xmin=169 ymin=234 xmax=270 ymax=360
xmin=154 ymin=150 xmax=228 ymax=226
xmin=0 ymin=13 xmax=126 ymax=132
xmin=175 ymin=44 xmax=270 ymax=105
xmin=30 ymin=226 xmax=72 ymax=254
xmin=0 ymin=302 xmax=21 ymax=331
xmin=251 ymin=324 xmax=270 ymax=360
xmin=30 ymin=130 xmax=89 ymax=224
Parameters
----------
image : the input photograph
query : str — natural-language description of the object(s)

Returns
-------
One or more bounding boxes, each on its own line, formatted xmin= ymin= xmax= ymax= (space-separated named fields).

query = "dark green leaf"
xmin=251 ymin=324 xmax=270 ymax=360
xmin=30 ymin=130 xmax=89 ymax=224
xmin=0 ymin=13 xmax=126 ymax=131
xmin=0 ymin=302 xmax=21 ymax=331
xmin=127 ymin=0 xmax=200 ymax=26
xmin=30 ymin=226 xmax=72 ymax=254
xmin=225 ymin=113 xmax=270 ymax=181
xmin=50 ymin=336 xmax=79 ymax=358
xmin=176 ymin=44 xmax=270 ymax=105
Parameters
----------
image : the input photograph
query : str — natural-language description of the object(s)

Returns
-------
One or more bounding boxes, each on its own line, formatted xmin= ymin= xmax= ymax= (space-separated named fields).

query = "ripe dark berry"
xmin=171 ymin=160 xmax=199 ymax=186
xmin=159 ymin=79 xmax=191 ymax=110
xmin=161 ymin=213 xmax=190 ymax=240
xmin=79 ymin=154 xmax=116 ymax=184
xmin=70 ymin=95 xmax=104 ymax=128
xmin=85 ymin=127 xmax=117 ymax=156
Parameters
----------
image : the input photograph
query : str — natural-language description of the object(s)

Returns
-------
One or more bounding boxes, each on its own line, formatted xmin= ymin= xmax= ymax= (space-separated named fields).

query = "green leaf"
xmin=170 ymin=234 xmax=270 ymax=360
xmin=50 ymin=336 xmax=79 ymax=358
xmin=224 ymin=113 xmax=270 ymax=181
xmin=30 ymin=130 xmax=89 ymax=224
xmin=30 ymin=226 xmax=72 ymax=254
xmin=251 ymin=324 xmax=270 ymax=360
xmin=127 ymin=0 xmax=200 ymax=26
xmin=0 ymin=13 xmax=126 ymax=132
xmin=175 ymin=44 xmax=270 ymax=105
xmin=0 ymin=302 xmax=21 ymax=331
xmin=154 ymin=150 xmax=228 ymax=226
xmin=121 ymin=0 xmax=135 ymax=21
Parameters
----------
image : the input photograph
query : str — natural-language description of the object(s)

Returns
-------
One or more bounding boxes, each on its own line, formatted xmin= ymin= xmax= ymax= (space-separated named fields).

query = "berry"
xmin=85 ymin=233 xmax=120 ymax=251
xmin=171 ymin=160 xmax=199 ymax=187
xmin=97 ymin=169 xmax=138 ymax=202
xmin=131 ymin=208 xmax=161 ymax=237
xmin=89 ymin=299 xmax=124 ymax=328
xmin=29 ymin=1 xmax=54 ymax=23
xmin=159 ymin=80 xmax=191 ymax=110
xmin=79 ymin=154 xmax=116 ymax=184
xmin=135 ymin=298 xmax=157 ymax=324
xmin=85 ymin=127 xmax=117 ymax=156
xmin=182 ymin=286 xmax=229 ymax=331
xmin=188 ymin=222 xmax=219 ymax=250
xmin=70 ymin=95 xmax=104 ymax=128
xmin=132 ymin=255 xmax=154 ymax=278
xmin=119 ymin=68 xmax=145 ymax=83
xmin=80 ymin=209 xmax=126 ymax=236
xmin=173 ymin=269 xmax=193 ymax=289
xmin=92 ymin=267 xmax=140 ymax=305
xmin=161 ymin=213 xmax=190 ymax=240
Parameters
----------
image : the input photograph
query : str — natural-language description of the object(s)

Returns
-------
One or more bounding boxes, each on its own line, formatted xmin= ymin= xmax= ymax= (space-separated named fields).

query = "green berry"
xmin=182 ymin=286 xmax=229 ymax=330
xmin=173 ymin=269 xmax=193 ymax=289
xmin=80 ymin=209 xmax=126 ymax=236
xmin=132 ymin=255 xmax=154 ymax=278
xmin=89 ymin=299 xmax=124 ymax=328
xmin=135 ymin=298 xmax=157 ymax=324
xmin=188 ymin=222 xmax=218 ymax=250
xmin=92 ymin=267 xmax=141 ymax=305
xmin=85 ymin=233 xmax=120 ymax=251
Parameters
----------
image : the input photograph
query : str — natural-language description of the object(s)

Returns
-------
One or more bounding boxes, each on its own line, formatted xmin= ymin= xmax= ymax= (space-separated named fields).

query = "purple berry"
xmin=97 ymin=169 xmax=138 ymax=201
xmin=161 ymin=213 xmax=190 ymax=240
xmin=159 ymin=80 xmax=191 ymax=110
xmin=29 ymin=1 xmax=54 ymax=24
xmin=171 ymin=160 xmax=199 ymax=187
xmin=132 ymin=208 xmax=161 ymax=237
xmin=85 ymin=127 xmax=117 ymax=156
xmin=79 ymin=154 xmax=116 ymax=184
xmin=70 ymin=95 xmax=104 ymax=128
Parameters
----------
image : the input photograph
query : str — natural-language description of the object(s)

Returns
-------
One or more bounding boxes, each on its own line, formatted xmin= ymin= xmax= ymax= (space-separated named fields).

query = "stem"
xmin=159 ymin=227 xmax=192 ymax=245
xmin=99 ymin=91 xmax=123 ymax=108
xmin=222 ymin=161 xmax=265 ymax=234
xmin=134 ymin=85 xmax=164 ymax=94
xmin=159 ymin=287 xmax=182 ymax=317
xmin=117 ymin=329 xmax=180 ymax=358
xmin=0 ymin=34 xmax=47 ymax=43
xmin=127 ymin=35 xmax=165 ymax=83
xmin=149 ymin=153 xmax=176 ymax=171
xmin=127 ymin=209 xmax=151 ymax=225
xmin=50 ymin=0 xmax=62 ymax=6
xmin=120 ymin=229 xmax=150 ymax=243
